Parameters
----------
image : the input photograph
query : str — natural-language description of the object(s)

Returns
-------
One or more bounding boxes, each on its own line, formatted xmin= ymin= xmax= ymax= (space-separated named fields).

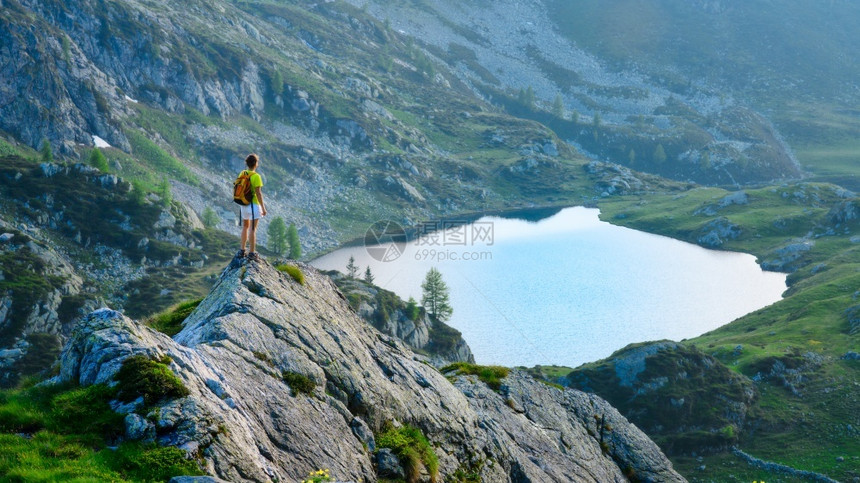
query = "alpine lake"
xmin=312 ymin=207 xmax=787 ymax=368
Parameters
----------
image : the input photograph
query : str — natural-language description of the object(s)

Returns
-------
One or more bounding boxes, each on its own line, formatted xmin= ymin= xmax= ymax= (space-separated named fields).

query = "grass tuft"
xmin=114 ymin=355 xmax=190 ymax=407
xmin=276 ymin=263 xmax=306 ymax=285
xmin=375 ymin=424 xmax=439 ymax=483
xmin=282 ymin=371 xmax=315 ymax=396
xmin=441 ymin=362 xmax=510 ymax=391
xmin=145 ymin=298 xmax=202 ymax=337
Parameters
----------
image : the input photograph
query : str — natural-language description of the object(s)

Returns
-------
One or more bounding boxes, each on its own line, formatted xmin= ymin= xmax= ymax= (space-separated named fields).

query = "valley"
xmin=0 ymin=0 xmax=858 ymax=481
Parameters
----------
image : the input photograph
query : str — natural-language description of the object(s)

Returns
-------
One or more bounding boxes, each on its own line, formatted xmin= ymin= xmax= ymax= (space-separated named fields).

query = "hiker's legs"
xmin=249 ymin=219 xmax=259 ymax=253
xmin=240 ymin=219 xmax=251 ymax=251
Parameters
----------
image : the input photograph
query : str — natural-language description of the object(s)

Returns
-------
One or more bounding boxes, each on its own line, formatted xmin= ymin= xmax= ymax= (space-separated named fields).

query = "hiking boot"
xmin=247 ymin=252 xmax=262 ymax=262
xmin=236 ymin=249 xmax=246 ymax=259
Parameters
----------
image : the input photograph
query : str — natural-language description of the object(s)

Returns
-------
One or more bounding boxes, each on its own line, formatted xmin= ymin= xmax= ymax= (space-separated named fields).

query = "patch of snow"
xmin=92 ymin=135 xmax=111 ymax=148
xmin=124 ymin=95 xmax=138 ymax=103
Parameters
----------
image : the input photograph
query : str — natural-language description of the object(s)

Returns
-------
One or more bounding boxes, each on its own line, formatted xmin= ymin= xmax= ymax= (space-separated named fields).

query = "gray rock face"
xmin=375 ymin=448 xmax=404 ymax=479
xmin=331 ymin=275 xmax=474 ymax=366
xmin=57 ymin=260 xmax=684 ymax=482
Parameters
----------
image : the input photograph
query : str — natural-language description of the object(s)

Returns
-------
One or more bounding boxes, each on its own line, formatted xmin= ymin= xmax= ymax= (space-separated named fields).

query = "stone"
xmin=155 ymin=211 xmax=177 ymax=229
xmin=124 ymin=413 xmax=156 ymax=442
xmin=0 ymin=233 xmax=13 ymax=242
xmin=169 ymin=477 xmax=229 ymax=483
xmin=375 ymin=448 xmax=405 ymax=479
xmin=349 ymin=417 xmax=375 ymax=452
xmin=54 ymin=261 xmax=684 ymax=483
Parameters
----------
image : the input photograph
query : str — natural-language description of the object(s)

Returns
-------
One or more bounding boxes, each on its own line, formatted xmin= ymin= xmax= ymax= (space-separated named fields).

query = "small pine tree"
xmin=40 ymin=139 xmax=53 ymax=163
xmin=270 ymin=69 xmax=284 ymax=98
xmin=592 ymin=113 xmax=601 ymax=142
xmin=267 ymin=216 xmax=288 ymax=256
xmin=346 ymin=255 xmax=359 ymax=279
xmin=157 ymin=177 xmax=171 ymax=207
xmin=364 ymin=266 xmax=374 ymax=284
xmin=130 ymin=179 xmax=147 ymax=205
xmin=88 ymin=147 xmax=109 ymax=172
xmin=406 ymin=296 xmax=420 ymax=321
xmin=552 ymin=94 xmax=565 ymax=118
xmin=287 ymin=223 xmax=301 ymax=260
xmin=421 ymin=267 xmax=453 ymax=322
xmin=653 ymin=144 xmax=667 ymax=164
xmin=524 ymin=86 xmax=536 ymax=110
xmin=201 ymin=207 xmax=220 ymax=229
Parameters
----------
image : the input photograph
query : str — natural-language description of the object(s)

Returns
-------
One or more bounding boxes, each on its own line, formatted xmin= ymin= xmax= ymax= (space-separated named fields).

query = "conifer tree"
xmin=267 ymin=216 xmax=288 ymax=255
xmin=654 ymin=144 xmax=667 ymax=164
xmin=202 ymin=207 xmax=220 ymax=229
xmin=88 ymin=147 xmax=109 ymax=172
xmin=406 ymin=296 xmax=420 ymax=321
xmin=287 ymin=223 xmax=301 ymax=259
xmin=40 ymin=139 xmax=53 ymax=163
xmin=157 ymin=177 xmax=171 ymax=207
xmin=364 ymin=266 xmax=374 ymax=284
xmin=346 ymin=255 xmax=358 ymax=278
xmin=421 ymin=267 xmax=453 ymax=322
xmin=552 ymin=94 xmax=565 ymax=118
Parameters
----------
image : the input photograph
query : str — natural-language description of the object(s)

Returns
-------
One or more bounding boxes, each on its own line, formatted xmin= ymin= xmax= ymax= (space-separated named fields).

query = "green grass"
xmin=275 ymin=263 xmax=306 ymax=285
xmin=375 ymin=424 xmax=438 ymax=483
xmin=126 ymin=130 xmax=197 ymax=184
xmin=0 ymin=382 xmax=203 ymax=481
xmin=441 ymin=363 xmax=509 ymax=391
xmin=146 ymin=299 xmax=203 ymax=337
xmin=281 ymin=371 xmax=315 ymax=396
xmin=590 ymin=182 xmax=860 ymax=480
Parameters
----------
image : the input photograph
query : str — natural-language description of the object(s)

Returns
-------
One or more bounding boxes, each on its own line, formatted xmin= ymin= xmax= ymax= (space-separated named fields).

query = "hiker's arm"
xmin=255 ymin=187 xmax=267 ymax=215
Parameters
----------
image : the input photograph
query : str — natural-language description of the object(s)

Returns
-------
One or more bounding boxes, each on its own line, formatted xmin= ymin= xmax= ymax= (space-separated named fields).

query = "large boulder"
xmin=57 ymin=259 xmax=685 ymax=482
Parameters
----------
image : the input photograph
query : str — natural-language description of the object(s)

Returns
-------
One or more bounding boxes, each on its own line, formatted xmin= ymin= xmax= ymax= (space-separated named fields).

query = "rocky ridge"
xmin=57 ymin=258 xmax=685 ymax=482
xmin=328 ymin=272 xmax=474 ymax=366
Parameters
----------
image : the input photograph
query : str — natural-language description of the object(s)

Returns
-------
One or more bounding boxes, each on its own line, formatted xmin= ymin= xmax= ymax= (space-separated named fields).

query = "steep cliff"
xmin=58 ymin=258 xmax=684 ymax=482
xmin=0 ymin=155 xmax=232 ymax=386
xmin=328 ymin=272 xmax=474 ymax=366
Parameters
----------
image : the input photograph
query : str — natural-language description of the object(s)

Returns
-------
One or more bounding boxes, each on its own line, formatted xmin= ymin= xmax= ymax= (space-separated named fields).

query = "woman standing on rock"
xmin=237 ymin=153 xmax=267 ymax=261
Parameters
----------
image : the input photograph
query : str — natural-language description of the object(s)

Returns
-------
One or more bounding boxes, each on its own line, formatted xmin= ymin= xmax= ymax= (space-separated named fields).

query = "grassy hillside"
xmin=557 ymin=185 xmax=860 ymax=481
xmin=547 ymin=0 xmax=860 ymax=190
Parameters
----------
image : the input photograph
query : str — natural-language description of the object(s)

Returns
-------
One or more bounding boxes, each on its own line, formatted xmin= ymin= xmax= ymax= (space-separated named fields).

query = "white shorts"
xmin=240 ymin=203 xmax=262 ymax=221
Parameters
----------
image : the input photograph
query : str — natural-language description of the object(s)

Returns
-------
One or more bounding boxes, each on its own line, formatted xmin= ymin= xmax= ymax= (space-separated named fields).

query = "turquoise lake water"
xmin=311 ymin=207 xmax=787 ymax=367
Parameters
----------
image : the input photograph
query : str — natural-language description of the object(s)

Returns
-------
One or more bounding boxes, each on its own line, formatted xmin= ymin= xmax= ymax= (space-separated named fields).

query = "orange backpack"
xmin=233 ymin=170 xmax=254 ymax=205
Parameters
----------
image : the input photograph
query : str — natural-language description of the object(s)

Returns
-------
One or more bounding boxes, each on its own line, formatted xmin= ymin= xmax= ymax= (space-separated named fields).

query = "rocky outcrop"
xmin=329 ymin=273 xmax=474 ymax=366
xmin=563 ymin=342 xmax=756 ymax=456
xmin=695 ymin=216 xmax=742 ymax=248
xmin=57 ymin=259 xmax=684 ymax=482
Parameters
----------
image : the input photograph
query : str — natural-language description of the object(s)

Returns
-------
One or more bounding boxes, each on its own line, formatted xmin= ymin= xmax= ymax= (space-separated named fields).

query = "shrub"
xmin=99 ymin=442 xmax=204 ymax=481
xmin=282 ymin=371 xmax=315 ymax=396
xmin=146 ymin=299 xmax=202 ymax=337
xmin=114 ymin=355 xmax=189 ymax=407
xmin=276 ymin=263 xmax=306 ymax=285
xmin=441 ymin=363 xmax=510 ymax=391
xmin=375 ymin=424 xmax=438 ymax=483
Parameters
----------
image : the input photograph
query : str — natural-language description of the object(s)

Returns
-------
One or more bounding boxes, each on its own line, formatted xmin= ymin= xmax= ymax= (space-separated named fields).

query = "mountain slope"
xmin=1 ymin=0 xmax=602 ymax=254
xmin=58 ymin=258 xmax=685 ymax=482
xmin=348 ymin=0 xmax=803 ymax=186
